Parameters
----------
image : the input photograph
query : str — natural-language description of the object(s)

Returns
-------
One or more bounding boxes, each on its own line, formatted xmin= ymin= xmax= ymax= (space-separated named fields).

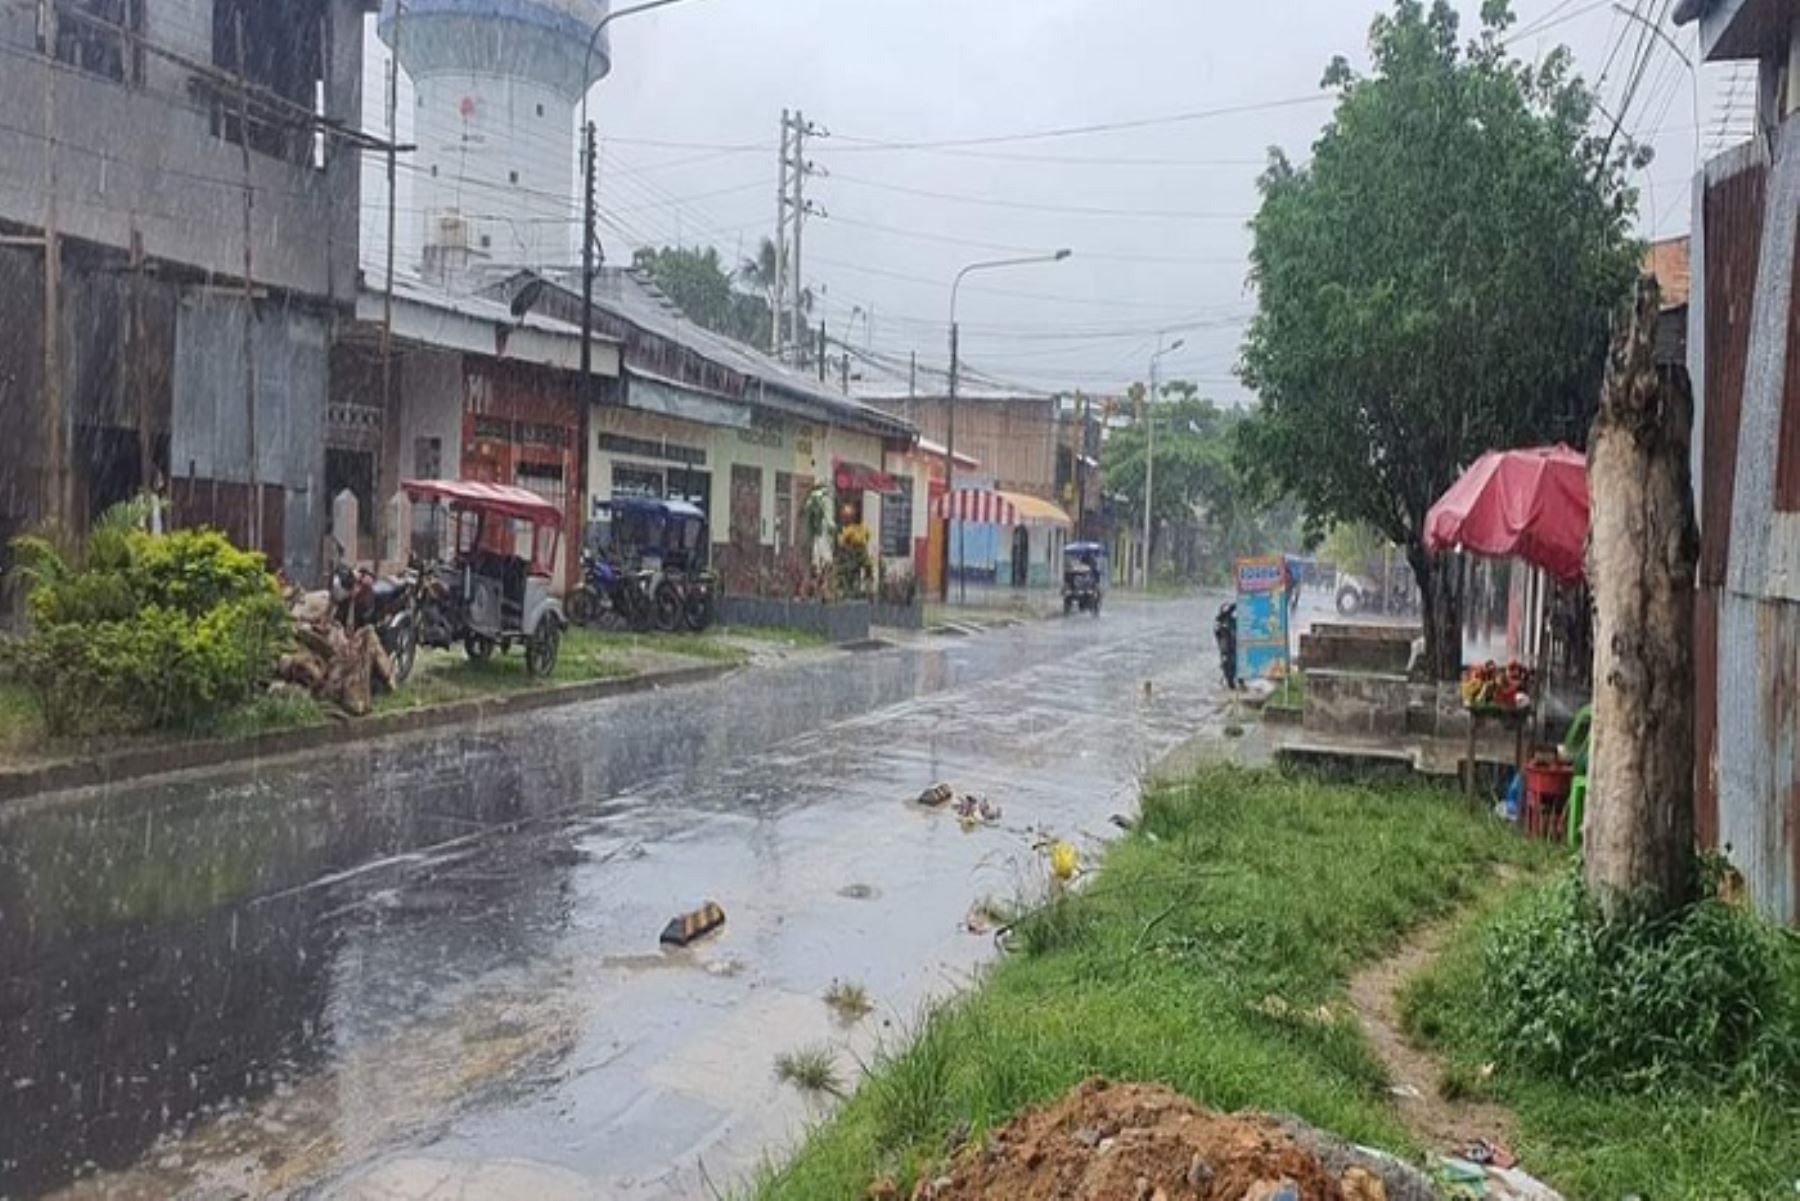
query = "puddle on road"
xmin=45 ymin=961 xmax=590 ymax=1200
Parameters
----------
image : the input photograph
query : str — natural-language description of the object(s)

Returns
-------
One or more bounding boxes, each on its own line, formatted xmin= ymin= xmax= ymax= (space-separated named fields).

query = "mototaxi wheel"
xmin=567 ymin=585 xmax=599 ymax=626
xmin=388 ymin=618 xmax=417 ymax=685
xmin=1336 ymin=586 xmax=1362 ymax=617
xmin=465 ymin=635 xmax=495 ymax=663
xmin=653 ymin=581 xmax=684 ymax=633
xmin=684 ymin=588 xmax=715 ymax=632
xmin=525 ymin=618 xmax=561 ymax=678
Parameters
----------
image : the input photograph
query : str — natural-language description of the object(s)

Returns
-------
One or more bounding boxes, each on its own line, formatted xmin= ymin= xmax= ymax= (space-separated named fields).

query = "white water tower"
xmin=379 ymin=0 xmax=611 ymax=280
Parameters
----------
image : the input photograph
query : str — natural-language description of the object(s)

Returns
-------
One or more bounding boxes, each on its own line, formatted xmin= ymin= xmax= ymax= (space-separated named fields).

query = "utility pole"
xmin=235 ymin=13 xmax=260 ymax=553
xmin=1076 ymin=391 xmax=1090 ymax=538
xmin=817 ymin=321 xmax=826 ymax=382
xmin=840 ymin=348 xmax=849 ymax=394
xmin=946 ymin=320 xmax=959 ymax=604
xmin=580 ymin=120 xmax=598 ymax=408
xmin=381 ymin=1 xmax=402 ymax=485
xmin=908 ymin=350 xmax=917 ymax=399
xmin=791 ymin=109 xmax=808 ymax=363
xmin=1143 ymin=334 xmax=1184 ymax=588
xmin=41 ymin=0 xmax=65 ymax=539
xmin=773 ymin=108 xmax=789 ymax=359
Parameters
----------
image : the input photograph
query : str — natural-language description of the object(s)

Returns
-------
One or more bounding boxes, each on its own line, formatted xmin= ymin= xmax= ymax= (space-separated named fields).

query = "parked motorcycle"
xmin=330 ymin=563 xmax=420 ymax=685
xmin=568 ymin=550 xmax=656 ymax=632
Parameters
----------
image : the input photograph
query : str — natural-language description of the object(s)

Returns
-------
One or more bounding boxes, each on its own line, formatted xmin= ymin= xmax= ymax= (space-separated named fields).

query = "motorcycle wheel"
xmin=684 ymin=589 xmax=715 ymax=632
xmin=389 ymin=619 xmax=417 ymax=685
xmin=1064 ymin=596 xmax=1075 ymax=615
xmin=465 ymin=635 xmax=495 ymax=663
xmin=525 ymin=619 xmax=561 ymax=678
xmin=567 ymin=585 xmax=598 ymax=627
xmin=1092 ymin=596 xmax=1102 ymax=617
xmin=626 ymin=588 xmax=655 ymax=633
xmin=653 ymin=582 xmax=683 ymax=633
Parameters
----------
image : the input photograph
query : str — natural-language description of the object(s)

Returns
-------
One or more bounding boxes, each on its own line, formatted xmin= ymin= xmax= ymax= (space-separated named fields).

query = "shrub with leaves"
xmin=2 ymin=522 xmax=288 ymax=736
xmin=1481 ymin=868 xmax=1800 ymax=1093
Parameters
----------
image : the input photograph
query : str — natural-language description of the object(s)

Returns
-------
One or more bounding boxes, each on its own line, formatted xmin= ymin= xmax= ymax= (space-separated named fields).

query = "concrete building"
xmin=476 ymin=268 xmax=914 ymax=593
xmin=1675 ymin=0 xmax=1800 ymax=923
xmin=0 ymin=0 xmax=369 ymax=589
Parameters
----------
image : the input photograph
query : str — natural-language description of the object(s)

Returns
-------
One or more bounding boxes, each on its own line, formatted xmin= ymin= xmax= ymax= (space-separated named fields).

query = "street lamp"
xmin=943 ymin=249 xmax=1073 ymax=604
xmin=1142 ymin=335 xmax=1185 ymax=589
xmin=579 ymin=0 xmax=707 ymax=411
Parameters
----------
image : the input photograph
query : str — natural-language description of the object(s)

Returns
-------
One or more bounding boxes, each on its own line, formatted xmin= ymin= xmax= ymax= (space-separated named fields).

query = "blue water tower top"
xmin=379 ymin=0 xmax=613 ymax=101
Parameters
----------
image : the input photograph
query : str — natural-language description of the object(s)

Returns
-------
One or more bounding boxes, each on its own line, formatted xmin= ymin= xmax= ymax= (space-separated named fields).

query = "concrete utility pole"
xmin=944 ymin=249 xmax=1072 ymax=604
xmin=381 ymin=0 xmax=402 ymax=478
xmin=235 ymin=13 xmax=261 ymax=553
xmin=41 ymin=0 xmax=65 ymax=539
xmin=775 ymin=109 xmax=826 ymax=366
xmin=1143 ymin=335 xmax=1184 ymax=589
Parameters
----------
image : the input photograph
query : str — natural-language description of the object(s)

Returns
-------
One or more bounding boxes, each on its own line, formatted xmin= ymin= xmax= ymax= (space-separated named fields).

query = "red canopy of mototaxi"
xmin=401 ymin=478 xmax=563 ymax=527
xmin=1424 ymin=444 xmax=1588 ymax=582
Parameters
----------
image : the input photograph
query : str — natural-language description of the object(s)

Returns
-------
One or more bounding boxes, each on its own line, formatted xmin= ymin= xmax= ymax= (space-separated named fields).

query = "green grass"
xmin=1266 ymin=670 xmax=1308 ymax=713
xmin=1401 ymin=885 xmax=1800 ymax=1199
xmin=752 ymin=765 xmax=1548 ymax=1199
xmin=0 ymin=678 xmax=44 ymax=758
xmin=774 ymin=1046 xmax=848 ymax=1099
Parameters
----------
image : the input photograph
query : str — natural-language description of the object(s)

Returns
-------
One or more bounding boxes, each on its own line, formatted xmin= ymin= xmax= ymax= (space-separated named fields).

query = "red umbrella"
xmin=1425 ymin=444 xmax=1589 ymax=582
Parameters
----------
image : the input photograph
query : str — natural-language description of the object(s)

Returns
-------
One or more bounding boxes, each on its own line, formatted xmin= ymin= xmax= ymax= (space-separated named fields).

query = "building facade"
xmin=1677 ymin=0 xmax=1800 ymax=924
xmin=0 ymin=0 xmax=368 ymax=591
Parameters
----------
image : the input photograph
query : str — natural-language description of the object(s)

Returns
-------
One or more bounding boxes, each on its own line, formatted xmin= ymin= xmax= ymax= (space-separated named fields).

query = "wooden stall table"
xmin=1464 ymin=702 xmax=1530 ymax=799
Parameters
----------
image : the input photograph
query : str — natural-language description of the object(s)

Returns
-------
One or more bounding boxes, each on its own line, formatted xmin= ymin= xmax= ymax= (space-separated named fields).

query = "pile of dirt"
xmin=910 ymin=1078 xmax=1429 ymax=1201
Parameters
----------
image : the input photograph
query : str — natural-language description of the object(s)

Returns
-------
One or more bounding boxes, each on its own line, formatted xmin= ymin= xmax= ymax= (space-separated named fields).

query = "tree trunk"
xmin=1407 ymin=540 xmax=1464 ymax=681
xmin=1585 ymin=276 xmax=1698 ymax=918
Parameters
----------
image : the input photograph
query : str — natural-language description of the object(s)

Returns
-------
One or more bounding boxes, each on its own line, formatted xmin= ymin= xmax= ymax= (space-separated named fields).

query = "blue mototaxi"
xmin=1062 ymin=542 xmax=1107 ymax=616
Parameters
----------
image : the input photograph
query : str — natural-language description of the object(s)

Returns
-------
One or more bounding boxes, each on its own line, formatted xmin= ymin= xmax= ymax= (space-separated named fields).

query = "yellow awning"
xmin=999 ymin=490 xmax=1072 ymax=529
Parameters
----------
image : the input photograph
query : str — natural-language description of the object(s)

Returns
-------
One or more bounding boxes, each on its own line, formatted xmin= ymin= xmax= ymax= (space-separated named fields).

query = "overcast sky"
xmin=368 ymin=1 xmax=1741 ymax=404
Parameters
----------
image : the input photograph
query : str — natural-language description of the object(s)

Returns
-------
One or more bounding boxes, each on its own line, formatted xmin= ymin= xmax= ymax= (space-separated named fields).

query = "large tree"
xmin=1103 ymin=384 xmax=1298 ymax=580
xmin=1237 ymin=0 xmax=1639 ymax=678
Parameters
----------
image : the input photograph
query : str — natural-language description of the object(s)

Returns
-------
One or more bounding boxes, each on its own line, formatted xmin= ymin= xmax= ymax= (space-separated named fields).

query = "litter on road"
xmin=659 ymin=901 xmax=727 ymax=946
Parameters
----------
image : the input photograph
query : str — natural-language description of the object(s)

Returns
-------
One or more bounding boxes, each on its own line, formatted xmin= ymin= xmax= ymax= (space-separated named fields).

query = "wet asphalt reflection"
xmin=0 ymin=597 xmax=1227 ymax=1200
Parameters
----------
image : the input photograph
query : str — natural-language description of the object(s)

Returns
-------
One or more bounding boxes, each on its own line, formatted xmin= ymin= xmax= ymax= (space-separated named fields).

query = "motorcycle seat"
xmin=371 ymin=577 xmax=409 ymax=602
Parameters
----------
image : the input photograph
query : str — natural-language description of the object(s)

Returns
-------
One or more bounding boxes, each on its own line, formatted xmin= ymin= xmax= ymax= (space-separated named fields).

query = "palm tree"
xmin=737 ymin=236 xmax=814 ymax=351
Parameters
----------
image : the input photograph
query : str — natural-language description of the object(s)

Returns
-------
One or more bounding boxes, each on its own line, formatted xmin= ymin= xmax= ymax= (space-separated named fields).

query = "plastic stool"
xmin=1566 ymin=774 xmax=1587 ymax=849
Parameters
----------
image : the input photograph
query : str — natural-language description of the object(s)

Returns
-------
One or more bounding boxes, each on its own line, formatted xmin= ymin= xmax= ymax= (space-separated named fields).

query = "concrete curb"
xmin=0 ymin=662 xmax=740 ymax=806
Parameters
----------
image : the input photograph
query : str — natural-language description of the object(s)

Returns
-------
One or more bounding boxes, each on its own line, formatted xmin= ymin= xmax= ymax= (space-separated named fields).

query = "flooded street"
xmin=2 ymin=599 xmax=1226 ymax=1200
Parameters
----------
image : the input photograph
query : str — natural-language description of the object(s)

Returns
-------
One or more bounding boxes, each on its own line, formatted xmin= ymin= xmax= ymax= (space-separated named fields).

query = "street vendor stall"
xmin=1427 ymin=445 xmax=1591 ymax=814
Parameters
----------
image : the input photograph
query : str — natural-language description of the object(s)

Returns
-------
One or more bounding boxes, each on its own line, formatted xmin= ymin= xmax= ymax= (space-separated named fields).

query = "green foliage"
xmin=1480 ymin=869 xmax=1800 ymax=1092
xmin=1101 ymin=386 xmax=1299 ymax=575
xmin=631 ymin=242 xmax=792 ymax=349
xmin=1401 ymin=879 xmax=1800 ymax=1197
xmin=754 ymin=767 xmax=1546 ymax=1199
xmin=1237 ymin=0 xmax=1640 ymax=662
xmin=1 ymin=522 xmax=288 ymax=736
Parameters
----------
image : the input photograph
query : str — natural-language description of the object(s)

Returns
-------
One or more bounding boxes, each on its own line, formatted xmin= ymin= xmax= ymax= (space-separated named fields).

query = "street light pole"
xmin=578 ymin=0 xmax=704 ymax=412
xmin=943 ymin=249 xmax=1072 ymax=604
xmin=1142 ymin=335 xmax=1184 ymax=589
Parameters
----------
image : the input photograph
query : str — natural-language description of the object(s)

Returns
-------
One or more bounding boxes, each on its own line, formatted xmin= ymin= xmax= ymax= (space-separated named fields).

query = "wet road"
xmin=1 ymin=598 xmax=1225 ymax=1200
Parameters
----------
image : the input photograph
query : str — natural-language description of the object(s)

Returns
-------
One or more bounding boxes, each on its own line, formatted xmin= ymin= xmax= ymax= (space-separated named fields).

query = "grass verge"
xmin=1400 ymin=883 xmax=1800 ymax=1198
xmin=752 ymin=765 xmax=1548 ymax=1199
xmin=1266 ymin=670 xmax=1308 ymax=714
xmin=0 ymin=626 xmax=741 ymax=765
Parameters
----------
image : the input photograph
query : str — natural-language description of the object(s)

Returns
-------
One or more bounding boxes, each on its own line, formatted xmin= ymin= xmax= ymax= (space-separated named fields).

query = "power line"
xmin=824 ymin=173 xmax=1252 ymax=221
xmin=828 ymin=93 xmax=1333 ymax=152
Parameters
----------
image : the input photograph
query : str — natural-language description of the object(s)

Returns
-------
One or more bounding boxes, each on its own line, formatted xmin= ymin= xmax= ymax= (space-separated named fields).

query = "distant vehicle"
xmin=1335 ymin=571 xmax=1419 ymax=618
xmin=1062 ymin=542 xmax=1107 ymax=616
xmin=404 ymin=479 xmax=567 ymax=677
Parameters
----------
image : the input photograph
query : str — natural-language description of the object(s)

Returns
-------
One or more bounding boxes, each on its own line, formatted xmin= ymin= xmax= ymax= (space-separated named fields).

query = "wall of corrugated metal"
xmin=1701 ymin=121 xmax=1800 ymax=924
xmin=170 ymin=290 xmax=327 ymax=583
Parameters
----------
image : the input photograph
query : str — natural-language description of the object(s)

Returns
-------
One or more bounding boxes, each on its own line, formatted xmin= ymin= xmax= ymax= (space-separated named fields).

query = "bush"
xmin=1 ymin=526 xmax=288 ymax=736
xmin=1481 ymin=868 xmax=1800 ymax=1093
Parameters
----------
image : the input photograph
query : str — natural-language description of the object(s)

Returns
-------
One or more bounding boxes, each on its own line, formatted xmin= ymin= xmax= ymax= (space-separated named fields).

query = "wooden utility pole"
xmin=1585 ymin=275 xmax=1698 ymax=917
xmin=773 ymin=109 xmax=788 ymax=359
xmin=130 ymin=228 xmax=150 ymax=494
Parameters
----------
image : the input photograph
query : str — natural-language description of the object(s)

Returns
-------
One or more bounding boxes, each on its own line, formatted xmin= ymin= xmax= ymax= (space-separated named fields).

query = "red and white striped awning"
xmin=932 ymin=488 xmax=1071 ymax=530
